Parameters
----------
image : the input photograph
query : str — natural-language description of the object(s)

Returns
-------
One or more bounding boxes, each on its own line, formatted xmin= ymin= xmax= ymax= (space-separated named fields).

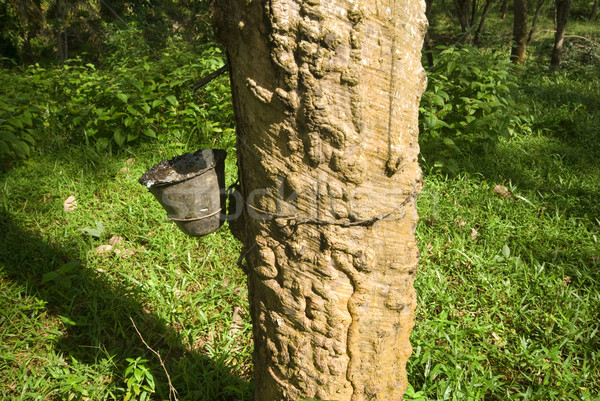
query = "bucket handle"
xmin=168 ymin=208 xmax=221 ymax=222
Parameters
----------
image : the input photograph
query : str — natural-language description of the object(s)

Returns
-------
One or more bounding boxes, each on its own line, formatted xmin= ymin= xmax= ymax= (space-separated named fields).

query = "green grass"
xmin=1 ymin=6 xmax=600 ymax=401
xmin=2 ymin=76 xmax=599 ymax=400
xmin=407 ymin=62 xmax=600 ymax=399
xmin=0 ymin=141 xmax=252 ymax=400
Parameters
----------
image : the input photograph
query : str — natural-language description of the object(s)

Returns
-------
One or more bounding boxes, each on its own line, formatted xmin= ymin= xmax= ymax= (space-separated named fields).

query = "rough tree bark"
xmin=550 ymin=0 xmax=572 ymax=71
xmin=511 ymin=0 xmax=528 ymax=63
xmin=211 ymin=0 xmax=427 ymax=400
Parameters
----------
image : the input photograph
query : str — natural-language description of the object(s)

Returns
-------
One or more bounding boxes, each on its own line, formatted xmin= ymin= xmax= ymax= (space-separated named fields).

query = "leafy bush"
xmin=0 ymin=64 xmax=53 ymax=160
xmin=0 ymin=38 xmax=234 ymax=165
xmin=420 ymin=46 xmax=532 ymax=173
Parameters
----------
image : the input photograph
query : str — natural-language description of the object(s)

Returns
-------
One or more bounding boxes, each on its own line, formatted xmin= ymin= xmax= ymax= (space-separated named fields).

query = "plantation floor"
xmin=1 ymin=67 xmax=599 ymax=401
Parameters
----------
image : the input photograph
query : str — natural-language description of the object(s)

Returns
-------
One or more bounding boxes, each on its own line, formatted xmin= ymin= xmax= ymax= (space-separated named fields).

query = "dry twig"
xmin=129 ymin=316 xmax=179 ymax=401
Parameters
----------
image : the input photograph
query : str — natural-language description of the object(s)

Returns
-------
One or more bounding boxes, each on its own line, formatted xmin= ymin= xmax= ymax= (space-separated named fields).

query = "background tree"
xmin=454 ymin=0 xmax=472 ymax=33
xmin=0 ymin=0 xmax=213 ymax=65
xmin=527 ymin=0 xmax=547 ymax=44
xmin=424 ymin=0 xmax=435 ymax=67
xmin=1 ymin=0 xmax=48 ymax=63
xmin=511 ymin=0 xmax=528 ymax=63
xmin=500 ymin=0 xmax=509 ymax=19
xmin=473 ymin=0 xmax=497 ymax=45
xmin=211 ymin=0 xmax=427 ymax=399
xmin=450 ymin=0 xmax=501 ymax=44
xmin=550 ymin=0 xmax=573 ymax=70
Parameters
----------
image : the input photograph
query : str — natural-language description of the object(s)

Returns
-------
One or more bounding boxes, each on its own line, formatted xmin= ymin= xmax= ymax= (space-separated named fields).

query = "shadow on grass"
xmin=0 ymin=209 xmax=251 ymax=401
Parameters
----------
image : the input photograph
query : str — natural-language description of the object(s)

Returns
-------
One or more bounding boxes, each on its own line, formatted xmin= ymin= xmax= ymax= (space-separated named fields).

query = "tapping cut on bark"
xmin=211 ymin=0 xmax=427 ymax=399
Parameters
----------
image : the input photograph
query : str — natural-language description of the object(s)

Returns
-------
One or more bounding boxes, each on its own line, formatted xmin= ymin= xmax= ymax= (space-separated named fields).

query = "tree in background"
xmin=453 ymin=0 xmax=472 ymax=33
xmin=0 ymin=0 xmax=213 ymax=65
xmin=473 ymin=0 xmax=497 ymax=45
xmin=452 ymin=0 xmax=497 ymax=43
xmin=526 ymin=0 xmax=546 ymax=44
xmin=211 ymin=0 xmax=427 ymax=399
xmin=511 ymin=0 xmax=528 ymax=63
xmin=1 ymin=0 xmax=48 ymax=63
xmin=550 ymin=0 xmax=573 ymax=70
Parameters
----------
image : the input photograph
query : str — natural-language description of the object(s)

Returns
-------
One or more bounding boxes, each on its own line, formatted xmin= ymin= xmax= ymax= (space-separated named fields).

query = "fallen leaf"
xmin=63 ymin=195 xmax=77 ymax=212
xmin=80 ymin=221 xmax=105 ymax=238
xmin=125 ymin=158 xmax=135 ymax=166
xmin=493 ymin=185 xmax=511 ymax=198
xmin=94 ymin=244 xmax=113 ymax=254
xmin=114 ymin=248 xmax=135 ymax=258
xmin=471 ymin=228 xmax=479 ymax=240
xmin=109 ymin=235 xmax=124 ymax=247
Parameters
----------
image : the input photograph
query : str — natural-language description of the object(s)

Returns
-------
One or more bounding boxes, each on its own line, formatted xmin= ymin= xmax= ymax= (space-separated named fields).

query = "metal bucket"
xmin=139 ymin=149 xmax=227 ymax=237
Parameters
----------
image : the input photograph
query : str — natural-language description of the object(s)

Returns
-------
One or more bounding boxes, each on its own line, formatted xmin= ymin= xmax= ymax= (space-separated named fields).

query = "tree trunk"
xmin=470 ymin=0 xmax=479 ymax=28
xmin=592 ymin=0 xmax=599 ymax=20
xmin=473 ymin=0 xmax=496 ymax=45
xmin=527 ymin=0 xmax=546 ymax=44
xmin=211 ymin=0 xmax=427 ymax=400
xmin=453 ymin=0 xmax=472 ymax=33
xmin=425 ymin=0 xmax=435 ymax=68
xmin=550 ymin=0 xmax=572 ymax=70
xmin=501 ymin=0 xmax=509 ymax=19
xmin=511 ymin=0 xmax=528 ymax=63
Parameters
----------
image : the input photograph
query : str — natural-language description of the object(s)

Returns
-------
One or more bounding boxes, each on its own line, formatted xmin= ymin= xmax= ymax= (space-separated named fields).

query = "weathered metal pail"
xmin=139 ymin=149 xmax=227 ymax=237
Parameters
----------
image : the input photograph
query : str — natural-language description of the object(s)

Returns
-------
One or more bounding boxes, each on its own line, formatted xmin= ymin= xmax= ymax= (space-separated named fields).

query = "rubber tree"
xmin=550 ymin=0 xmax=572 ymax=71
xmin=211 ymin=0 xmax=427 ymax=400
xmin=527 ymin=0 xmax=546 ymax=45
xmin=511 ymin=0 xmax=528 ymax=63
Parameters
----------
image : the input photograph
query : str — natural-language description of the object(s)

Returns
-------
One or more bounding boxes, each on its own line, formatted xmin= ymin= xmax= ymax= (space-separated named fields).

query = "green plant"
xmin=404 ymin=384 xmax=430 ymax=401
xmin=0 ymin=40 xmax=234 ymax=167
xmin=420 ymin=46 xmax=532 ymax=173
xmin=123 ymin=357 xmax=155 ymax=401
xmin=0 ymin=64 xmax=53 ymax=161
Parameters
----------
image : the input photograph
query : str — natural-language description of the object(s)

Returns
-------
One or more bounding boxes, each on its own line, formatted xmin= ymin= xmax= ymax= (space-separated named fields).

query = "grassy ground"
xmin=1 ymin=7 xmax=599 ymax=401
xmin=0 ymin=142 xmax=252 ymax=400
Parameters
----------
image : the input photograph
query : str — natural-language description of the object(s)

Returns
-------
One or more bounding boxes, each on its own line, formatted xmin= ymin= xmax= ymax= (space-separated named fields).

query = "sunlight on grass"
xmin=1 ymin=4 xmax=599 ymax=401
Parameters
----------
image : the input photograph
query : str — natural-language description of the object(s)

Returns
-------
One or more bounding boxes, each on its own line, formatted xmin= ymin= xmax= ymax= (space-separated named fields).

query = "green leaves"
xmin=420 ymin=46 xmax=532 ymax=174
xmin=0 ymin=43 xmax=233 ymax=166
xmin=123 ymin=357 xmax=155 ymax=401
xmin=166 ymin=95 xmax=179 ymax=107
xmin=0 ymin=71 xmax=49 ymax=162
xmin=80 ymin=221 xmax=105 ymax=238
xmin=41 ymin=261 xmax=81 ymax=291
xmin=117 ymin=93 xmax=129 ymax=103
